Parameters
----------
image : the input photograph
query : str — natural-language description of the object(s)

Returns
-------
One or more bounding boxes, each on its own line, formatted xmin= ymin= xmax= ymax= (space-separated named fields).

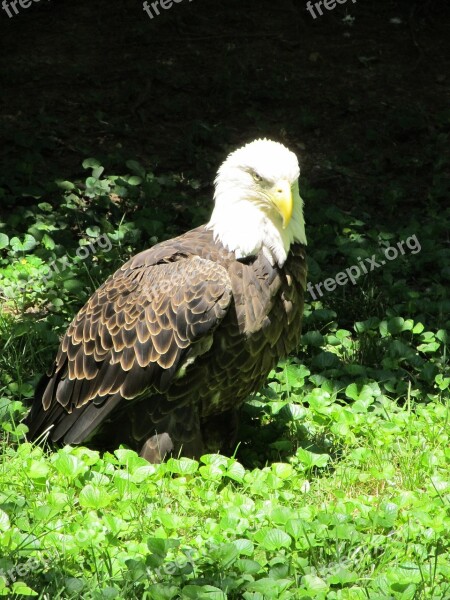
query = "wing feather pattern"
xmin=26 ymin=251 xmax=232 ymax=444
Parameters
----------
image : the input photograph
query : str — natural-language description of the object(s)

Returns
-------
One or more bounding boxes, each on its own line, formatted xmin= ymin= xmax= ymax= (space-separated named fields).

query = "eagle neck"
xmin=206 ymin=187 xmax=306 ymax=267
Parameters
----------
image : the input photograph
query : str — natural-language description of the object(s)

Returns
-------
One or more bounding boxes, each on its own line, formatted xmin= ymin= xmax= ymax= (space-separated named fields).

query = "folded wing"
xmin=25 ymin=254 xmax=232 ymax=444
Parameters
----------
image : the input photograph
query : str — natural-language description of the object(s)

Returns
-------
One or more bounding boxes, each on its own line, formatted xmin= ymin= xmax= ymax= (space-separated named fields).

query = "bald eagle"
xmin=24 ymin=139 xmax=307 ymax=462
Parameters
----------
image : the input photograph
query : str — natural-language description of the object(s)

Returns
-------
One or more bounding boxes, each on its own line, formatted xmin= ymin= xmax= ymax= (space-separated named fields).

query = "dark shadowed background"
xmin=1 ymin=0 xmax=449 ymax=216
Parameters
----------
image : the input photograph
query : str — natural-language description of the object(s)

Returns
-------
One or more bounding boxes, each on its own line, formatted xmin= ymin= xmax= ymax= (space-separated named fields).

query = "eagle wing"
xmin=25 ymin=253 xmax=232 ymax=444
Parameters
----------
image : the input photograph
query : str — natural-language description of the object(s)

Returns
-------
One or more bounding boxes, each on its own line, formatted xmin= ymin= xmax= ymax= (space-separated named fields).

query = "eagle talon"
xmin=140 ymin=432 xmax=174 ymax=463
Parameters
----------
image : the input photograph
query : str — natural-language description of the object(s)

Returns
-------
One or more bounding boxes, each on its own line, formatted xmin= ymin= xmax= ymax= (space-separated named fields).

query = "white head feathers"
xmin=206 ymin=138 xmax=307 ymax=266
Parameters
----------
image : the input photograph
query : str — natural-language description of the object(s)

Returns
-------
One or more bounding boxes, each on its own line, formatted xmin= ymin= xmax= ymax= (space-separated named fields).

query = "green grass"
xmin=0 ymin=151 xmax=449 ymax=598
xmin=1 ymin=391 xmax=449 ymax=598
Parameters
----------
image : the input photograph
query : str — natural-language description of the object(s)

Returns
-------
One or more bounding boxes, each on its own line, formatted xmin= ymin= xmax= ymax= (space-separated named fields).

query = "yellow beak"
xmin=272 ymin=180 xmax=293 ymax=229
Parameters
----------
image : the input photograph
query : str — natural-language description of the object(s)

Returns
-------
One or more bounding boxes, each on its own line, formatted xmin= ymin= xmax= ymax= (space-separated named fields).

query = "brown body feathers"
xmin=24 ymin=226 xmax=306 ymax=461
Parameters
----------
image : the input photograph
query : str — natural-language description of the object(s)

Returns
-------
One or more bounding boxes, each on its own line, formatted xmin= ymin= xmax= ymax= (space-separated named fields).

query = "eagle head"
xmin=207 ymin=139 xmax=307 ymax=266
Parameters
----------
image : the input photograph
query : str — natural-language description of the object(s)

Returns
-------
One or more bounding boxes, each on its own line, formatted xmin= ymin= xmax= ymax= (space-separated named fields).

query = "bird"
xmin=24 ymin=139 xmax=308 ymax=462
